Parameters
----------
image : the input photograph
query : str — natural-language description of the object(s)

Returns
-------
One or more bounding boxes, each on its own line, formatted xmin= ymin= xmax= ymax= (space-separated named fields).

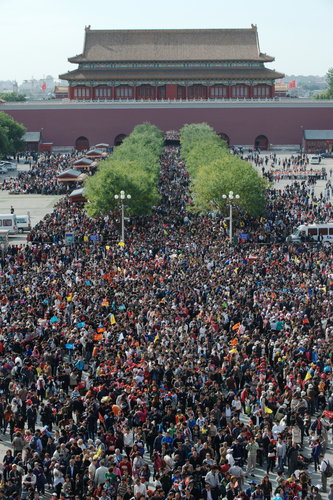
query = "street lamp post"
xmin=222 ymin=191 xmax=240 ymax=244
xmin=114 ymin=190 xmax=131 ymax=244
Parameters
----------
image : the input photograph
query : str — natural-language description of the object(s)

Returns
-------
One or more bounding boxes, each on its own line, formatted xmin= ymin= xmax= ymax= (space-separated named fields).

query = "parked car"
xmin=310 ymin=155 xmax=320 ymax=165
xmin=321 ymin=152 xmax=333 ymax=158
xmin=0 ymin=162 xmax=16 ymax=170
xmin=0 ymin=166 xmax=8 ymax=174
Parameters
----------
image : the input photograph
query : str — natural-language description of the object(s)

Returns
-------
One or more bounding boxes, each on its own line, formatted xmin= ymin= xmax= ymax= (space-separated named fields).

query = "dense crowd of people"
xmin=0 ymin=147 xmax=332 ymax=500
xmin=0 ymin=153 xmax=85 ymax=195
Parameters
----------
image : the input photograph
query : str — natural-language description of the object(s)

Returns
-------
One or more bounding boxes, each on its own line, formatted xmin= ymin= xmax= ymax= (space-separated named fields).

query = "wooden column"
xmin=133 ymin=86 xmax=137 ymax=100
xmin=249 ymin=86 xmax=253 ymax=99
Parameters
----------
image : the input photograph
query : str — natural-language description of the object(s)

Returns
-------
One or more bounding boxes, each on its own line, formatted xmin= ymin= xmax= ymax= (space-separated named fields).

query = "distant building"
xmin=54 ymin=85 xmax=69 ymax=99
xmin=60 ymin=25 xmax=284 ymax=101
xmin=303 ymin=130 xmax=333 ymax=153
xmin=23 ymin=131 xmax=41 ymax=152
xmin=274 ymin=82 xmax=289 ymax=97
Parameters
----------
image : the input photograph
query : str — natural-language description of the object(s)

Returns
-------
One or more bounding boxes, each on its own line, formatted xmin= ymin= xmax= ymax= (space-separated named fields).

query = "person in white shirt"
xmin=88 ymin=458 xmax=97 ymax=480
xmin=94 ymin=460 xmax=109 ymax=485
xmin=226 ymin=449 xmax=235 ymax=466
xmin=124 ymin=428 xmax=134 ymax=455
xmin=134 ymin=477 xmax=147 ymax=498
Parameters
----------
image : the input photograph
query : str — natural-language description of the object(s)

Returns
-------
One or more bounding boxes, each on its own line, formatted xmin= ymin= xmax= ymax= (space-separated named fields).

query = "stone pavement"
xmin=0 ymin=161 xmax=61 ymax=245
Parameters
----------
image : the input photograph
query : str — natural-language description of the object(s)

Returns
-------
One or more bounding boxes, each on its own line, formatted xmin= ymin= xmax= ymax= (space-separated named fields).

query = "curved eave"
xmin=259 ymin=53 xmax=274 ymax=62
xmin=60 ymin=68 xmax=285 ymax=82
xmin=68 ymin=55 xmax=85 ymax=63
xmin=67 ymin=56 xmax=276 ymax=64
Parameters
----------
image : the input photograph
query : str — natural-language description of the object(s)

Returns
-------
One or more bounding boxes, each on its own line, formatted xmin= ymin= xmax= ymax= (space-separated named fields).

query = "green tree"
xmin=0 ymin=112 xmax=26 ymax=156
xmin=84 ymin=122 xmax=163 ymax=216
xmin=313 ymin=67 xmax=333 ymax=99
xmin=180 ymin=123 xmax=223 ymax=158
xmin=0 ymin=92 xmax=26 ymax=102
xmin=84 ymin=159 xmax=160 ymax=216
xmin=180 ymin=122 xmax=266 ymax=217
xmin=185 ymin=141 xmax=228 ymax=176
xmin=191 ymin=157 xmax=266 ymax=217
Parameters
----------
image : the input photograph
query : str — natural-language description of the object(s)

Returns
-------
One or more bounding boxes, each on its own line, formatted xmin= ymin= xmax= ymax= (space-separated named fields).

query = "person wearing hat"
xmin=226 ymin=477 xmax=239 ymax=500
xmin=246 ymin=480 xmax=257 ymax=497
xmin=12 ymin=431 xmax=25 ymax=456
xmin=251 ymin=484 xmax=265 ymax=500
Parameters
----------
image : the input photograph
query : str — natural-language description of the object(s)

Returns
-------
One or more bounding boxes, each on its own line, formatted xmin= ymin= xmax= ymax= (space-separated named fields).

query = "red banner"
xmin=323 ymin=410 xmax=333 ymax=419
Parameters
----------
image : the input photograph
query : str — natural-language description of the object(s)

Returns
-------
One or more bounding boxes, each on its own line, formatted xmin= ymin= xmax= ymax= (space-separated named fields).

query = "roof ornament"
xmin=85 ymin=25 xmax=91 ymax=31
xmin=251 ymin=24 xmax=257 ymax=30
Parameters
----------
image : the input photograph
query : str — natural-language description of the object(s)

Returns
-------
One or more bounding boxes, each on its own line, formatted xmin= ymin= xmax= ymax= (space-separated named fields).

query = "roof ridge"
xmin=85 ymin=28 xmax=256 ymax=32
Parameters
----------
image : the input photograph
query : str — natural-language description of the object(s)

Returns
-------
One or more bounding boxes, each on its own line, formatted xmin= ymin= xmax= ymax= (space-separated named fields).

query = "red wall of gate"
xmin=2 ymin=104 xmax=333 ymax=147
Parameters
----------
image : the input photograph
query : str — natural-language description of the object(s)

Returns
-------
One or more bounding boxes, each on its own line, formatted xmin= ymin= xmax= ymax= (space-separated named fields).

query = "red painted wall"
xmin=2 ymin=104 xmax=333 ymax=147
xmin=166 ymin=85 xmax=178 ymax=99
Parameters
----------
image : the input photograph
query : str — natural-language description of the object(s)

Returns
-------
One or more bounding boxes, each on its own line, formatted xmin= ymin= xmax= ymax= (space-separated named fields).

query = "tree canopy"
xmin=313 ymin=68 xmax=333 ymax=99
xmin=84 ymin=122 xmax=163 ymax=216
xmin=180 ymin=122 xmax=266 ymax=217
xmin=0 ymin=92 xmax=26 ymax=102
xmin=0 ymin=112 xmax=26 ymax=157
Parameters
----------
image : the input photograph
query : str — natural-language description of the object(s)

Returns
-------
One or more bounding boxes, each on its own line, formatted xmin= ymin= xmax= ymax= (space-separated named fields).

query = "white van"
xmin=16 ymin=214 xmax=31 ymax=233
xmin=310 ymin=155 xmax=320 ymax=165
xmin=0 ymin=214 xmax=18 ymax=234
xmin=287 ymin=223 xmax=333 ymax=243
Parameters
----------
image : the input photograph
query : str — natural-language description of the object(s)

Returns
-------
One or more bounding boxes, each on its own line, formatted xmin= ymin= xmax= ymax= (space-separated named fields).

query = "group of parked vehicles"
xmin=0 ymin=160 xmax=31 ymax=245
xmin=0 ymin=161 xmax=17 ymax=175
xmin=0 ymin=214 xmax=31 ymax=252
xmin=0 ymin=214 xmax=31 ymax=234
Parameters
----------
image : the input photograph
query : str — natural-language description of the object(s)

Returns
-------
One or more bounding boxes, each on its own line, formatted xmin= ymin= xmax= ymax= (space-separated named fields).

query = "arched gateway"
xmin=75 ymin=136 xmax=89 ymax=151
xmin=114 ymin=134 xmax=127 ymax=146
xmin=254 ymin=135 xmax=269 ymax=150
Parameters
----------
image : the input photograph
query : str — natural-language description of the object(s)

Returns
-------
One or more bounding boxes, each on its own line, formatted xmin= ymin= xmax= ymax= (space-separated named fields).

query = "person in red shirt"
xmin=119 ymin=456 xmax=132 ymax=477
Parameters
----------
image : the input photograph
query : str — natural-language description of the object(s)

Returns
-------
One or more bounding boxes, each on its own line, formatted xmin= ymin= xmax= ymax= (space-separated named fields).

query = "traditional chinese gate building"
xmin=60 ymin=25 xmax=284 ymax=101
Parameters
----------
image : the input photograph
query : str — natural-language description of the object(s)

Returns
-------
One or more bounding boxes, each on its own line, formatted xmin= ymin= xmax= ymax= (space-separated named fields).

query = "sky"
xmin=0 ymin=0 xmax=332 ymax=83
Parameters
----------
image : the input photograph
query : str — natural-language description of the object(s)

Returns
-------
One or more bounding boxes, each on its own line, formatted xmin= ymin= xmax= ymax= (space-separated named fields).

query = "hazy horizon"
xmin=1 ymin=0 xmax=332 ymax=83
